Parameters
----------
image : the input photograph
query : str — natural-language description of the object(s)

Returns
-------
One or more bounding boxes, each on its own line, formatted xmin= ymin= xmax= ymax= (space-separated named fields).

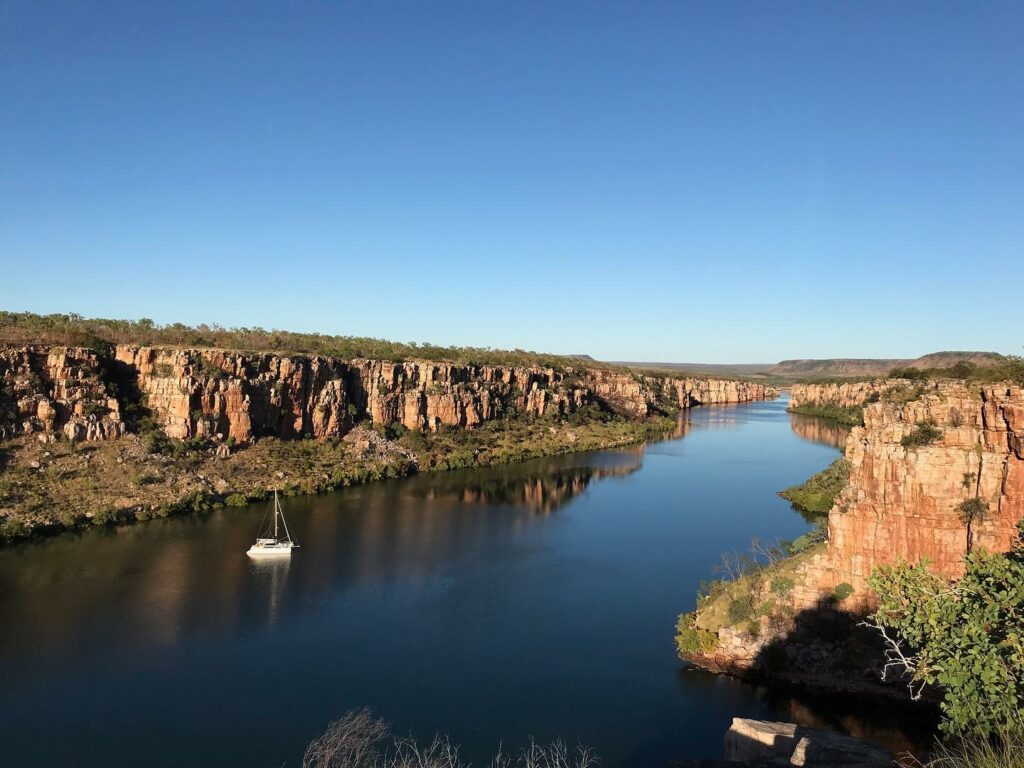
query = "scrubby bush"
xmin=868 ymin=521 xmax=1024 ymax=737
xmin=770 ymin=575 xmax=795 ymax=597
xmin=832 ymin=582 xmax=854 ymax=602
xmin=785 ymin=521 xmax=828 ymax=554
xmin=93 ymin=506 xmax=132 ymax=526
xmin=675 ymin=613 xmax=718 ymax=656
xmin=787 ymin=403 xmax=864 ymax=426
xmin=779 ymin=459 xmax=849 ymax=518
xmin=901 ymin=421 xmax=943 ymax=448
xmin=727 ymin=597 xmax=753 ymax=624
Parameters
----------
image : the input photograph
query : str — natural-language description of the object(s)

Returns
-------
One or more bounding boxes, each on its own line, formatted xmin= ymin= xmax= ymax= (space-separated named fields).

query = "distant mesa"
xmin=768 ymin=351 xmax=1005 ymax=378
xmin=616 ymin=351 xmax=1006 ymax=381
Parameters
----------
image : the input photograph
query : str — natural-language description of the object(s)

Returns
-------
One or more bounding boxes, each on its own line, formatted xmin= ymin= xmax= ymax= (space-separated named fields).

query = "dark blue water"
xmin=0 ymin=398 xmax=923 ymax=766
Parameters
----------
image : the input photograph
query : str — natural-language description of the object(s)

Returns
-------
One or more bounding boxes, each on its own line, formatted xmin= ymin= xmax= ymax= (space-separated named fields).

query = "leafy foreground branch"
xmin=303 ymin=709 xmax=598 ymax=768
xmin=865 ymin=521 xmax=1024 ymax=739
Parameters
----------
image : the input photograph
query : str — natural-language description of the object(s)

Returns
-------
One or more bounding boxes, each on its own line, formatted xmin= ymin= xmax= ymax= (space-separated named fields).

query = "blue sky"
xmin=1 ymin=2 xmax=1021 ymax=363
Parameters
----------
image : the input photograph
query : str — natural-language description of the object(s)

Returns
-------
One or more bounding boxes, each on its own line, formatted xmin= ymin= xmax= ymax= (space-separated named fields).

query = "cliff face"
xmin=794 ymin=381 xmax=1024 ymax=610
xmin=687 ymin=380 xmax=1024 ymax=684
xmin=789 ymin=379 xmax=909 ymax=410
xmin=1 ymin=344 xmax=777 ymax=444
xmin=0 ymin=347 xmax=125 ymax=442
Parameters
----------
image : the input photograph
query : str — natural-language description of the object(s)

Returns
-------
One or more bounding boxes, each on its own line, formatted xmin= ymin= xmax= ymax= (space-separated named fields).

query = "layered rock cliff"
xmin=0 ymin=347 xmax=125 ymax=442
xmin=794 ymin=380 xmax=1024 ymax=611
xmin=685 ymin=380 xmax=1024 ymax=691
xmin=789 ymin=379 xmax=912 ymax=411
xmin=1 ymin=344 xmax=777 ymax=444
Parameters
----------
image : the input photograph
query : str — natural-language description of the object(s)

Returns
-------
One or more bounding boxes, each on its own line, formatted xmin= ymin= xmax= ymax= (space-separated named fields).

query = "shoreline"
xmin=0 ymin=412 xmax=679 ymax=547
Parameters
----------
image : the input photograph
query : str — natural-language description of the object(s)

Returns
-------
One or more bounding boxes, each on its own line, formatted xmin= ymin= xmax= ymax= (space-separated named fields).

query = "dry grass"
xmin=303 ymin=709 xmax=598 ymax=768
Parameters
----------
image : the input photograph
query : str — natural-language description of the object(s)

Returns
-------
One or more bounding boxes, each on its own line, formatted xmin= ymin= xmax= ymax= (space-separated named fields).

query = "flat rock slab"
xmin=725 ymin=718 xmax=893 ymax=767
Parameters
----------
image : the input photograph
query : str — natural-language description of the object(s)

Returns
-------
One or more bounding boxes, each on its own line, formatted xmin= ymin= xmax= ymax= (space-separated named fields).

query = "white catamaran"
xmin=247 ymin=490 xmax=298 ymax=557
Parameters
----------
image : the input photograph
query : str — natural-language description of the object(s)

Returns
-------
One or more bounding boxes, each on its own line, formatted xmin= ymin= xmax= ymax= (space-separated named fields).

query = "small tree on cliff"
xmin=865 ymin=521 xmax=1024 ymax=738
xmin=957 ymin=497 xmax=989 ymax=554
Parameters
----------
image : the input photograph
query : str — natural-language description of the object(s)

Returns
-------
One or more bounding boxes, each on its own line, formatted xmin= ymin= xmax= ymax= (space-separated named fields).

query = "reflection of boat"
xmin=246 ymin=490 xmax=298 ymax=557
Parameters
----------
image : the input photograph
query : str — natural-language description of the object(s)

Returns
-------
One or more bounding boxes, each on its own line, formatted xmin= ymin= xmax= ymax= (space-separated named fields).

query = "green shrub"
xmin=956 ymin=497 xmax=990 ymax=525
xmin=82 ymin=401 xmax=109 ymax=417
xmin=0 ymin=517 xmax=31 ymax=541
xmin=901 ymin=421 xmax=943 ymax=448
xmin=58 ymin=509 xmax=84 ymax=528
xmin=785 ymin=521 xmax=828 ymax=554
xmin=225 ymin=493 xmax=249 ymax=507
xmin=868 ymin=521 xmax=1024 ymax=737
xmin=675 ymin=613 xmax=718 ymax=657
xmin=787 ymin=403 xmax=864 ymax=426
xmin=727 ymin=597 xmax=753 ymax=624
xmin=93 ymin=506 xmax=132 ymax=526
xmin=832 ymin=582 xmax=854 ymax=602
xmin=770 ymin=575 xmax=795 ymax=597
xmin=889 ymin=367 xmax=929 ymax=380
xmin=779 ymin=459 xmax=849 ymax=518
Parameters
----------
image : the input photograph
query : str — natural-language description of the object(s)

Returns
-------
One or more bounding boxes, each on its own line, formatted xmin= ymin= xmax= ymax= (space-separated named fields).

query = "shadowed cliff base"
xmin=680 ymin=601 xmax=941 ymax=749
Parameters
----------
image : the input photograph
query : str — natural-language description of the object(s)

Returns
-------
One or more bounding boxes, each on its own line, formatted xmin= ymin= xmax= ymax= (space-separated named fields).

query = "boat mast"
xmin=274 ymin=489 xmax=279 ymax=540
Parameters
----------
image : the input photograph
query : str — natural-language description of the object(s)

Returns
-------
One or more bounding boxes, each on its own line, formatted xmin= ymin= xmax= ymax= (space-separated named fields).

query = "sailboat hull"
xmin=246 ymin=543 xmax=295 ymax=557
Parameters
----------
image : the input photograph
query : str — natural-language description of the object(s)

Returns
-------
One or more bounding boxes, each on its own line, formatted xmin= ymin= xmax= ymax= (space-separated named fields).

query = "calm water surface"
xmin=0 ymin=397 xmax=924 ymax=766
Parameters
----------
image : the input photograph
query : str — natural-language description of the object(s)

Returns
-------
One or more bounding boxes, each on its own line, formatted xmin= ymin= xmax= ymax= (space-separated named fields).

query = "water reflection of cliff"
xmin=402 ymin=447 xmax=644 ymax=514
xmin=0 ymin=449 xmax=646 ymax=666
xmin=788 ymin=413 xmax=851 ymax=449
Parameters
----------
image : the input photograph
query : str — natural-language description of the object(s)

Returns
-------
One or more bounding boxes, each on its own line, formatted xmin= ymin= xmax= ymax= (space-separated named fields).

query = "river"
xmin=0 ymin=396 xmax=930 ymax=766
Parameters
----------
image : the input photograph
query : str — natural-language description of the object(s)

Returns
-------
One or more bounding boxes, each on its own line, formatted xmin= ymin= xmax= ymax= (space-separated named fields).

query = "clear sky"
xmin=1 ymin=2 xmax=1021 ymax=363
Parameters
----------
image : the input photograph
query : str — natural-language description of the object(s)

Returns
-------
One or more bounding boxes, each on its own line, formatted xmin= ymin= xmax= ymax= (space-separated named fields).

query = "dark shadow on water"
xmin=743 ymin=602 xmax=940 ymax=758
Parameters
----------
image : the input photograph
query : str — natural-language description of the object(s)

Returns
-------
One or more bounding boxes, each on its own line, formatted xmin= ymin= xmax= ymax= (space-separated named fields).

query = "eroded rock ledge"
xmin=1 ymin=344 xmax=776 ymax=444
xmin=684 ymin=380 xmax=1024 ymax=692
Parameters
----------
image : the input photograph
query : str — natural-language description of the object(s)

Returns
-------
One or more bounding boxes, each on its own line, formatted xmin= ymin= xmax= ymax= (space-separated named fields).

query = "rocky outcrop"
xmin=0 ymin=344 xmax=776 ymax=444
xmin=789 ymin=379 xmax=913 ymax=411
xmin=577 ymin=371 xmax=775 ymax=418
xmin=114 ymin=347 xmax=776 ymax=443
xmin=723 ymin=718 xmax=893 ymax=768
xmin=0 ymin=347 xmax=125 ymax=442
xmin=686 ymin=380 xmax=1024 ymax=687
xmin=793 ymin=380 xmax=1024 ymax=610
xmin=116 ymin=346 xmax=598 ymax=442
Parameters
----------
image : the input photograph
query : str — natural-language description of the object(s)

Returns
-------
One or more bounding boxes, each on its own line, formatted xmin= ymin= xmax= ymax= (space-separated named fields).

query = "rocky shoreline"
xmin=681 ymin=378 xmax=1023 ymax=698
xmin=0 ymin=343 xmax=776 ymax=544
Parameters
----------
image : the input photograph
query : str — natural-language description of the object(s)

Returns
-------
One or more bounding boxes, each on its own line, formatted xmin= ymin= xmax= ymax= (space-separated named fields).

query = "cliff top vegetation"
xmin=0 ymin=311 xmax=604 ymax=370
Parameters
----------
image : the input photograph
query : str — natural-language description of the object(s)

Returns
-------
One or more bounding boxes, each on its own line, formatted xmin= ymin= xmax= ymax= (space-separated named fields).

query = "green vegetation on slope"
xmin=0 ymin=310 xmax=594 ymax=369
xmin=889 ymin=357 xmax=1024 ymax=385
xmin=868 ymin=522 xmax=1024 ymax=738
xmin=0 ymin=412 xmax=674 ymax=544
xmin=778 ymin=459 xmax=849 ymax=519
xmin=786 ymin=403 xmax=865 ymax=426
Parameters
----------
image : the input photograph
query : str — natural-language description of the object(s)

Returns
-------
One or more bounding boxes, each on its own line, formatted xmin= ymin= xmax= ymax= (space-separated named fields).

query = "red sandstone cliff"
xmin=689 ymin=380 xmax=1024 ymax=682
xmin=0 ymin=347 xmax=125 ymax=442
xmin=789 ymin=379 xmax=911 ymax=410
xmin=1 ymin=345 xmax=777 ymax=444
xmin=793 ymin=380 xmax=1024 ymax=610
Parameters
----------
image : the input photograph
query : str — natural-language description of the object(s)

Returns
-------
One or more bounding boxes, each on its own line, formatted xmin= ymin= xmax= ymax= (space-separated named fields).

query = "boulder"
xmin=724 ymin=719 xmax=892 ymax=768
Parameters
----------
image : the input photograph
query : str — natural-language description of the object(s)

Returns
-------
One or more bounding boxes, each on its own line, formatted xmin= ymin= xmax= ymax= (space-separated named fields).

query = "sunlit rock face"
xmin=790 ymin=380 xmax=897 ymax=410
xmin=115 ymin=346 xmax=776 ymax=444
xmin=2 ymin=344 xmax=777 ymax=445
xmin=0 ymin=346 xmax=125 ymax=442
xmin=793 ymin=381 xmax=1024 ymax=612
